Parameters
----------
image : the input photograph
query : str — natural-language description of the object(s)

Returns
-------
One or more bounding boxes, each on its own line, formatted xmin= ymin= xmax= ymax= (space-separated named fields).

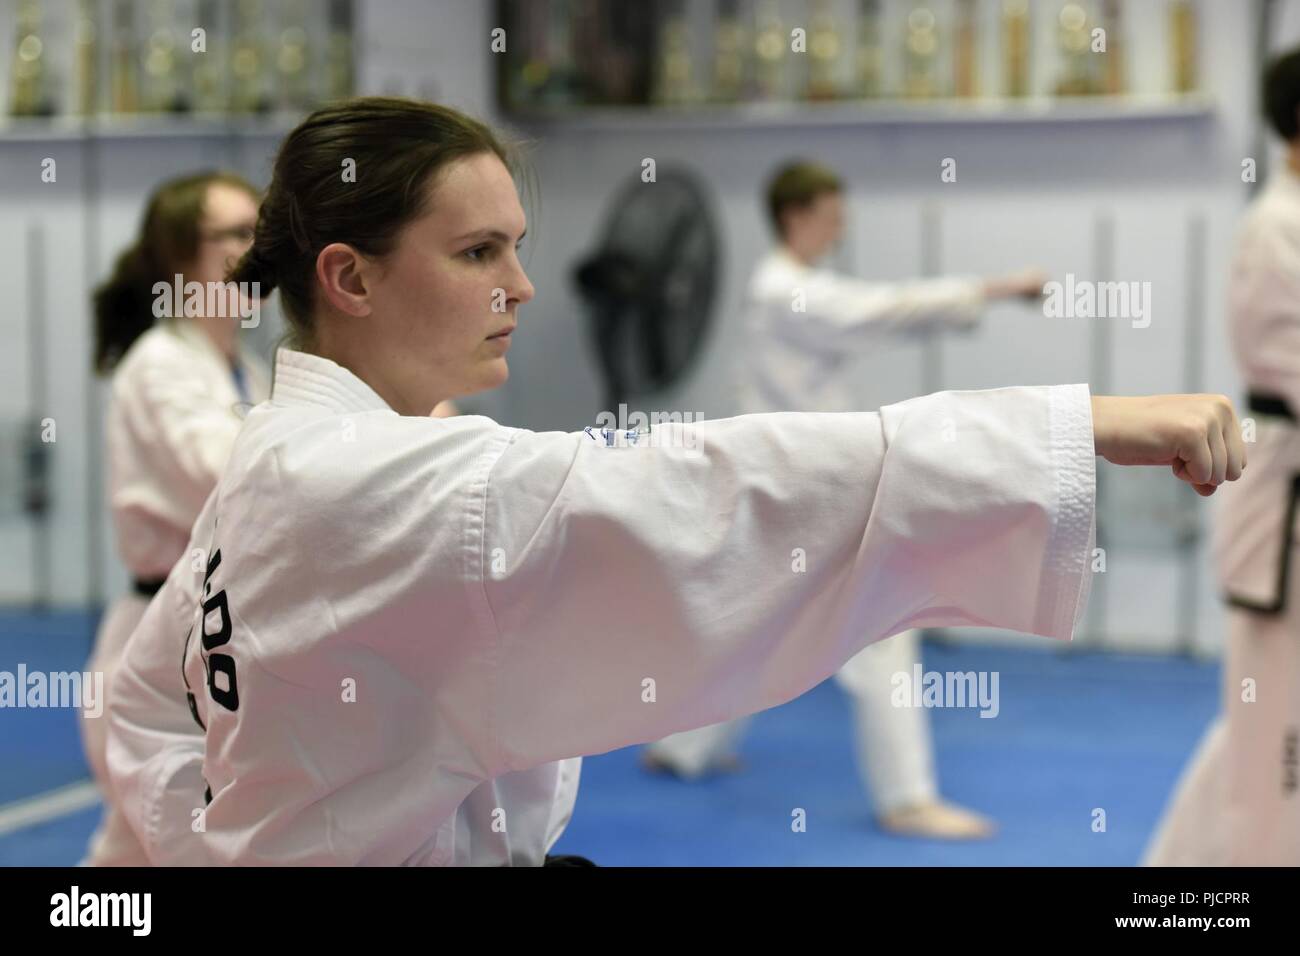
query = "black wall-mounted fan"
xmin=572 ymin=167 xmax=721 ymax=410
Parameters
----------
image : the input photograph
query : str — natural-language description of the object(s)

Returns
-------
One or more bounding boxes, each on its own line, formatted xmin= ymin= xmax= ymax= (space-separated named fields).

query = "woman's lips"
xmin=487 ymin=325 xmax=515 ymax=339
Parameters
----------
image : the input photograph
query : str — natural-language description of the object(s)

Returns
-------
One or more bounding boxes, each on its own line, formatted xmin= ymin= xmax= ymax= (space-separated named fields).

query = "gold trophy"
xmin=326 ymin=0 xmax=355 ymax=103
xmin=192 ymin=0 xmax=226 ymax=112
xmin=953 ymin=0 xmax=978 ymax=98
xmin=855 ymin=0 xmax=884 ymax=99
xmin=1099 ymin=0 xmax=1125 ymax=95
xmin=229 ymin=0 xmax=269 ymax=112
xmin=653 ymin=2 xmax=694 ymax=106
xmin=1169 ymin=0 xmax=1197 ymax=94
xmin=544 ymin=0 xmax=578 ymax=107
xmin=903 ymin=3 xmax=940 ymax=100
xmin=140 ymin=0 xmax=185 ymax=112
xmin=753 ymin=0 xmax=785 ymax=102
xmin=110 ymin=0 xmax=139 ymax=114
xmin=276 ymin=0 xmax=313 ymax=110
xmin=74 ymin=0 xmax=99 ymax=117
xmin=806 ymin=0 xmax=841 ymax=101
xmin=1053 ymin=2 xmax=1095 ymax=96
xmin=9 ymin=0 xmax=54 ymax=117
xmin=1002 ymin=0 xmax=1030 ymax=98
xmin=713 ymin=0 xmax=746 ymax=104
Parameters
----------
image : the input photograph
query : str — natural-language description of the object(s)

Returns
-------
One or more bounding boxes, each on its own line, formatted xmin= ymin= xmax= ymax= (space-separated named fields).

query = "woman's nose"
xmin=512 ymin=260 xmax=535 ymax=305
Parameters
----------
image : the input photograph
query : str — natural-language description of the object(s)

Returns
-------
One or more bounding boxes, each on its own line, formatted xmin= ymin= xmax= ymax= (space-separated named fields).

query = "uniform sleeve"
xmin=105 ymin=554 xmax=214 ymax=866
xmin=766 ymin=272 xmax=985 ymax=354
xmin=477 ymin=384 xmax=1096 ymax=773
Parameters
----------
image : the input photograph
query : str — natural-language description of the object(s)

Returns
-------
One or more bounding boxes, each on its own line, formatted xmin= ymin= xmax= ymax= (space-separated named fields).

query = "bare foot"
xmin=877 ymin=800 xmax=997 ymax=840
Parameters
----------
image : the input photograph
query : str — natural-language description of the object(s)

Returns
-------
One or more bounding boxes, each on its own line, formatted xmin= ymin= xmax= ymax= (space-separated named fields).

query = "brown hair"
xmin=1264 ymin=47 xmax=1300 ymax=140
xmin=93 ymin=170 xmax=259 ymax=374
xmin=227 ymin=96 xmax=519 ymax=350
xmin=765 ymin=161 xmax=843 ymax=238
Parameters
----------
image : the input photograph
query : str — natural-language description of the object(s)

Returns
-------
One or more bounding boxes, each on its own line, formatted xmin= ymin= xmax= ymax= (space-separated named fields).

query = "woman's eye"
xmin=466 ymin=245 xmax=490 ymax=261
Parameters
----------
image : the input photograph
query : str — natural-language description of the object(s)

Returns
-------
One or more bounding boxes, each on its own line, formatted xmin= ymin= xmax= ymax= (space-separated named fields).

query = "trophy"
xmin=10 ymin=0 xmax=55 ymax=117
xmin=230 ymin=0 xmax=270 ymax=113
xmin=953 ymin=0 xmax=978 ymax=98
xmin=276 ymin=0 xmax=313 ymax=110
xmin=191 ymin=0 xmax=227 ymax=112
xmin=855 ymin=0 xmax=884 ymax=98
xmin=74 ymin=0 xmax=99 ymax=117
xmin=903 ymin=3 xmax=940 ymax=100
xmin=110 ymin=0 xmax=140 ymax=113
xmin=1101 ymin=0 xmax=1125 ymax=95
xmin=1054 ymin=2 xmax=1097 ymax=96
xmin=140 ymin=0 xmax=188 ymax=112
xmin=1001 ymin=0 xmax=1030 ymax=98
xmin=325 ymin=0 xmax=355 ymax=103
xmin=1169 ymin=0 xmax=1197 ymax=94
xmin=753 ymin=0 xmax=785 ymax=101
xmin=713 ymin=0 xmax=747 ymax=104
xmin=653 ymin=1 xmax=695 ymax=105
xmin=806 ymin=0 xmax=842 ymax=101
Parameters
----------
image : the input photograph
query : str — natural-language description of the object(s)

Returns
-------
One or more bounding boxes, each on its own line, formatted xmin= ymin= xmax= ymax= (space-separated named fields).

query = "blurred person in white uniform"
xmin=1145 ymin=49 xmax=1300 ymax=867
xmin=103 ymin=98 xmax=1245 ymax=866
xmin=643 ymin=161 xmax=1047 ymax=840
xmin=82 ymin=171 xmax=270 ymax=865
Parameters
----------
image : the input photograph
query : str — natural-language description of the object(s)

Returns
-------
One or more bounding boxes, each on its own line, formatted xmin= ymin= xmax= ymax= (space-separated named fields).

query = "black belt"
xmin=132 ymin=577 xmax=166 ymax=597
xmin=1247 ymin=391 xmax=1297 ymax=422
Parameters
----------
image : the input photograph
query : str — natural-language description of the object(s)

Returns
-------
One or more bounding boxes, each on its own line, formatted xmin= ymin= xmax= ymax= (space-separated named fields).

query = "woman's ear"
xmin=316 ymin=242 xmax=372 ymax=317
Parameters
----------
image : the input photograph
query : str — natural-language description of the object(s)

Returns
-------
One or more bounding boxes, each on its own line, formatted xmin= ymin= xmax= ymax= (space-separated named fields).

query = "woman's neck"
xmin=308 ymin=326 xmax=447 ymax=416
xmin=185 ymin=315 xmax=238 ymax=363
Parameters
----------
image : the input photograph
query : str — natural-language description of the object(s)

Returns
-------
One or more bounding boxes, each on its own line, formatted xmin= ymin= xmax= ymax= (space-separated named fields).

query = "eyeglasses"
xmin=199 ymin=225 xmax=256 ymax=245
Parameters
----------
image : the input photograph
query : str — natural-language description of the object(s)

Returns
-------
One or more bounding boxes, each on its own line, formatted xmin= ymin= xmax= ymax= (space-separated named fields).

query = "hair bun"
xmin=229 ymin=245 xmax=279 ymax=295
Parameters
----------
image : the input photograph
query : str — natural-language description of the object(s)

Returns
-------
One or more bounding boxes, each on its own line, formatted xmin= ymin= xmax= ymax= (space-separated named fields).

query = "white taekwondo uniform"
xmin=83 ymin=318 xmax=267 ymax=866
xmin=1145 ymin=167 xmax=1300 ymax=866
xmin=106 ymin=346 xmax=1096 ymax=865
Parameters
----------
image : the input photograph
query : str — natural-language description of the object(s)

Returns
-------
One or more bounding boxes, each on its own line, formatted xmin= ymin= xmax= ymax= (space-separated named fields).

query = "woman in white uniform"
xmin=83 ymin=171 xmax=270 ymax=865
xmin=104 ymin=97 xmax=1245 ymax=866
xmin=1145 ymin=50 xmax=1300 ymax=867
xmin=644 ymin=161 xmax=1047 ymax=840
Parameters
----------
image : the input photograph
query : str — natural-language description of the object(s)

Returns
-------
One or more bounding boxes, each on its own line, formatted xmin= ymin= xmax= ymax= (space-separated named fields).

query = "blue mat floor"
xmin=0 ymin=611 xmax=1218 ymax=865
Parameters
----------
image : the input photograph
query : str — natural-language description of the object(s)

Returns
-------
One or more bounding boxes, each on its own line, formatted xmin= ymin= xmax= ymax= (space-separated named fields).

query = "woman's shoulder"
xmin=113 ymin=320 xmax=196 ymax=377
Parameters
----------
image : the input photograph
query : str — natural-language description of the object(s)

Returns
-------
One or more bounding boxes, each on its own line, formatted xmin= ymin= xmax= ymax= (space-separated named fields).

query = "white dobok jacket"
xmin=108 ymin=348 xmax=1097 ymax=865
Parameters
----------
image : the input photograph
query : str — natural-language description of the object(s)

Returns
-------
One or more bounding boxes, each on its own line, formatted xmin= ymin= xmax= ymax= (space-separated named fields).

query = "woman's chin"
xmin=469 ymin=357 xmax=509 ymax=393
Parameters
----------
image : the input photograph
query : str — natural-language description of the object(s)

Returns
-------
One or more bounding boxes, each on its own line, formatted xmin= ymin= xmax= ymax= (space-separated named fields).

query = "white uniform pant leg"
xmin=643 ymin=719 xmax=753 ymax=778
xmin=80 ymin=594 xmax=152 ymax=866
xmin=1222 ymin=582 xmax=1300 ymax=866
xmin=1146 ymin=557 xmax=1300 ymax=867
xmin=832 ymin=629 xmax=939 ymax=814
xmin=1141 ymin=718 xmax=1228 ymax=866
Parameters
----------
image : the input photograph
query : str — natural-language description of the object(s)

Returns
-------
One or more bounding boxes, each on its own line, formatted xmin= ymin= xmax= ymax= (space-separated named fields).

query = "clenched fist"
xmin=1091 ymin=394 xmax=1247 ymax=496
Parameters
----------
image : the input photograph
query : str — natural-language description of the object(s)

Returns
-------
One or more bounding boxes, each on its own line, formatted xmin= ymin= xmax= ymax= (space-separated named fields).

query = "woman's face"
xmin=360 ymin=151 xmax=534 ymax=411
xmin=190 ymin=182 xmax=259 ymax=287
